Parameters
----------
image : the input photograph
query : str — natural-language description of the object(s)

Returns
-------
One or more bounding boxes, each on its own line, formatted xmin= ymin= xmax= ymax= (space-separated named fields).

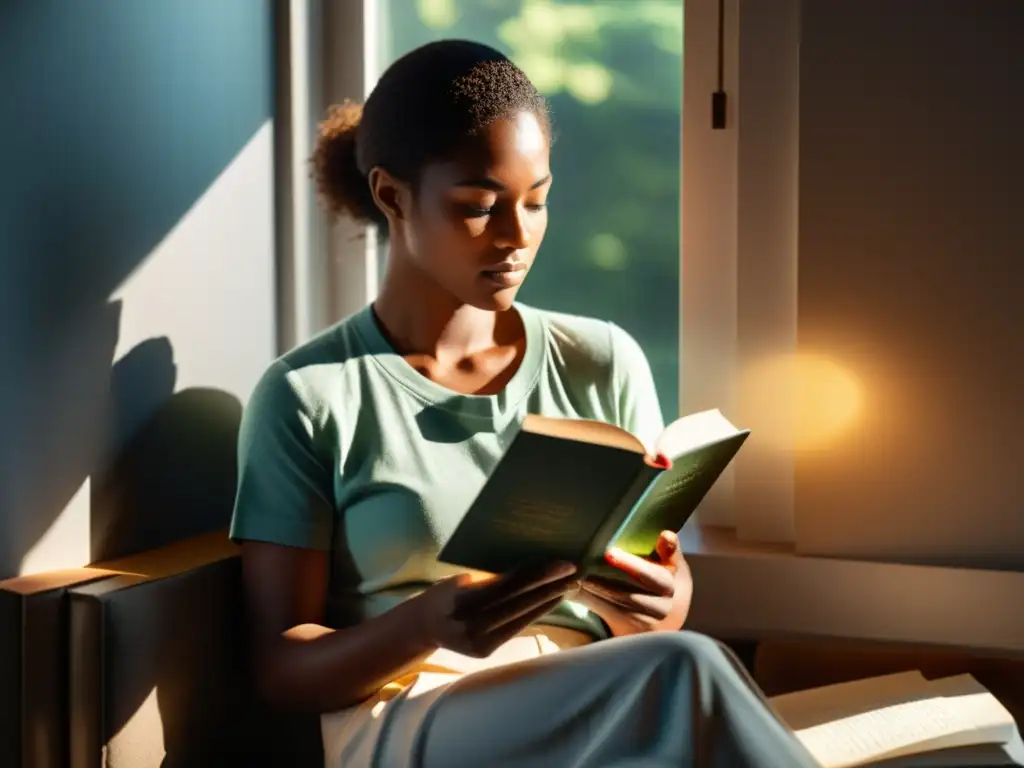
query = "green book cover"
xmin=438 ymin=409 xmax=750 ymax=579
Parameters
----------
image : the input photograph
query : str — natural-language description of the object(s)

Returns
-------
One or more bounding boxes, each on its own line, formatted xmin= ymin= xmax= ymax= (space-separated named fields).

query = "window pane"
xmin=377 ymin=0 xmax=682 ymax=419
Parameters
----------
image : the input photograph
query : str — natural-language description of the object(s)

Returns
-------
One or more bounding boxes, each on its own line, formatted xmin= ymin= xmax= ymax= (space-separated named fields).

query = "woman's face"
xmin=404 ymin=110 xmax=552 ymax=312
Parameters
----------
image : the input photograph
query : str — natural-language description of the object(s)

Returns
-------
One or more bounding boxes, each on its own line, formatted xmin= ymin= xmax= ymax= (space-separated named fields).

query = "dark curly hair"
xmin=310 ymin=39 xmax=551 ymax=229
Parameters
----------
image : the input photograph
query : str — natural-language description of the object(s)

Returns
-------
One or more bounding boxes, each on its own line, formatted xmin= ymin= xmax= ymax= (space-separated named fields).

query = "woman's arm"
xmin=233 ymin=367 xmax=444 ymax=711
xmin=242 ymin=540 xmax=579 ymax=713
xmin=242 ymin=540 xmax=438 ymax=713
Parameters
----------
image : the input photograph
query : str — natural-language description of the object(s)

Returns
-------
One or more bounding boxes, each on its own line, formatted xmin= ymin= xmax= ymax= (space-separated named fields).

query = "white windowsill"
xmin=682 ymin=524 xmax=1024 ymax=659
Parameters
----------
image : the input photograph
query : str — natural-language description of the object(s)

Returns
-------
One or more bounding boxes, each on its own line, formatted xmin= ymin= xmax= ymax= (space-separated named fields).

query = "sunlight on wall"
xmin=107 ymin=686 xmax=164 ymax=766
xmin=110 ymin=121 xmax=275 ymax=394
xmin=18 ymin=123 xmax=275 ymax=576
xmin=20 ymin=478 xmax=92 ymax=575
xmin=741 ymin=352 xmax=863 ymax=453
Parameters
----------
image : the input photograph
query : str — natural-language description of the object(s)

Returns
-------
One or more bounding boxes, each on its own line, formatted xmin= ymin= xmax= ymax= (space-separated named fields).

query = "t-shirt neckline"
xmin=351 ymin=302 xmax=546 ymax=425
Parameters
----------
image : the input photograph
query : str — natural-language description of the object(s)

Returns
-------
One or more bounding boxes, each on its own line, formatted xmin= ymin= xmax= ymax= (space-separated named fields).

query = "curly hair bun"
xmin=310 ymin=41 xmax=549 ymax=231
xmin=310 ymin=100 xmax=383 ymax=227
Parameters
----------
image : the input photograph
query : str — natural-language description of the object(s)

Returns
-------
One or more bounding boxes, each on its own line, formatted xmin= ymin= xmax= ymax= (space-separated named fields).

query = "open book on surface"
xmin=437 ymin=409 xmax=749 ymax=582
xmin=769 ymin=670 xmax=1021 ymax=768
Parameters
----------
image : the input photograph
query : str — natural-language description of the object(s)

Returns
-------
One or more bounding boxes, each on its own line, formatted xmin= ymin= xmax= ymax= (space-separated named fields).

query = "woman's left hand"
xmin=574 ymin=530 xmax=693 ymax=637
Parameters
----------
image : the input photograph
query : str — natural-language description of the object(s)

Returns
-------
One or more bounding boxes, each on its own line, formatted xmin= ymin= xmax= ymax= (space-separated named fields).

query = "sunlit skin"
xmin=367 ymin=109 xmax=693 ymax=636
xmin=369 ymin=111 xmax=550 ymax=396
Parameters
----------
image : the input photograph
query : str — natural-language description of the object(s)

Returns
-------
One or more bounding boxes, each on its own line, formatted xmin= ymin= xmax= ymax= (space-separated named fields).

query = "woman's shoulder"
xmin=522 ymin=304 xmax=662 ymax=438
xmin=247 ymin=311 xmax=368 ymax=422
xmin=522 ymin=303 xmax=649 ymax=372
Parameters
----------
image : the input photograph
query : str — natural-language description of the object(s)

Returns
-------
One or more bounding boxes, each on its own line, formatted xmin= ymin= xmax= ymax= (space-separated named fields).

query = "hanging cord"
xmin=712 ymin=0 xmax=727 ymax=129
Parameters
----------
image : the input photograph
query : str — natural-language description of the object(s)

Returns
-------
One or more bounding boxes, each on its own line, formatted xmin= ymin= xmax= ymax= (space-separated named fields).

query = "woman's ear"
xmin=368 ymin=167 xmax=412 ymax=225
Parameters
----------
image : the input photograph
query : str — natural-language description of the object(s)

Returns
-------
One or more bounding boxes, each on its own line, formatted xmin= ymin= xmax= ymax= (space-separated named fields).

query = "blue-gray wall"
xmin=0 ymin=0 xmax=277 ymax=577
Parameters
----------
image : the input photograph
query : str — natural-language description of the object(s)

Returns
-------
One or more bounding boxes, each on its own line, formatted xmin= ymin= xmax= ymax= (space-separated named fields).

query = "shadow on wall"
xmin=91 ymin=334 xmax=243 ymax=563
xmin=0 ymin=0 xmax=272 ymax=577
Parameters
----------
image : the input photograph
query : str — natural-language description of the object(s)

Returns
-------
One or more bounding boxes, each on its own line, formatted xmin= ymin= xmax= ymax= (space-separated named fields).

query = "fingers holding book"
xmin=577 ymin=530 xmax=694 ymax=637
xmin=416 ymin=561 xmax=580 ymax=659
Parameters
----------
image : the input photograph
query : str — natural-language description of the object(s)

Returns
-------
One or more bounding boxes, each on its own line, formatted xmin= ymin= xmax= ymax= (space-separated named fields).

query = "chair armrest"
xmin=1 ymin=568 xmax=121 ymax=768
xmin=67 ymin=530 xmax=321 ymax=768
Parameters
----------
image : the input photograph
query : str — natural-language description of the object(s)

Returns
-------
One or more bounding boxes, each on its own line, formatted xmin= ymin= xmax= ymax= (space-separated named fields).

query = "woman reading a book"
xmin=231 ymin=40 xmax=816 ymax=767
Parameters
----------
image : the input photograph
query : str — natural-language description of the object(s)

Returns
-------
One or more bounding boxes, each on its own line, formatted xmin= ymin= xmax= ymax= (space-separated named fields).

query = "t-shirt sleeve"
xmin=608 ymin=322 xmax=666 ymax=449
xmin=229 ymin=361 xmax=335 ymax=551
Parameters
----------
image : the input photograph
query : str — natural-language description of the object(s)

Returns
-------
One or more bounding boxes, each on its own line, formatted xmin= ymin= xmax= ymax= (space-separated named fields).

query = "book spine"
xmin=581 ymin=463 xmax=663 ymax=572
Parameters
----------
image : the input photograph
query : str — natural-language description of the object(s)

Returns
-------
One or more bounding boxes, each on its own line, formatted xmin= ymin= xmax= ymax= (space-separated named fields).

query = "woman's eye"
xmin=459 ymin=201 xmax=547 ymax=218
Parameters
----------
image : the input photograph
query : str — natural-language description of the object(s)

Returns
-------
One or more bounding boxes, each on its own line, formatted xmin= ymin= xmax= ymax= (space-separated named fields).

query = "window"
xmin=376 ymin=0 xmax=683 ymax=420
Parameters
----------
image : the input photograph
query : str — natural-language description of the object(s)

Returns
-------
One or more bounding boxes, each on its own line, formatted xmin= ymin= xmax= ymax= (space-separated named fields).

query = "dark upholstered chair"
xmin=2 ymin=567 xmax=119 ymax=768
xmin=2 ymin=532 xmax=323 ymax=768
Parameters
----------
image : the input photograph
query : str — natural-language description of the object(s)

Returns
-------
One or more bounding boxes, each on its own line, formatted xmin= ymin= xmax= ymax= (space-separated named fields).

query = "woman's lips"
xmin=481 ymin=263 xmax=527 ymax=288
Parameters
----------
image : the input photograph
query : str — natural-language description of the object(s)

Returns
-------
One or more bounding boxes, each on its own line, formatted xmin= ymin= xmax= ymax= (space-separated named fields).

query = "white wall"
xmin=793 ymin=0 xmax=1024 ymax=567
xmin=0 ymin=0 xmax=277 ymax=578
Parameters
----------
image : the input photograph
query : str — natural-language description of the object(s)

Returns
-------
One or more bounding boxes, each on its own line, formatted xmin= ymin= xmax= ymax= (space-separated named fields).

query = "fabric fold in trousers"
xmin=321 ymin=629 xmax=819 ymax=768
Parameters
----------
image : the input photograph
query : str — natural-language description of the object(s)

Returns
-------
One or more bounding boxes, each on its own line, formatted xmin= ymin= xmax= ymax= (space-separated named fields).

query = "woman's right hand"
xmin=414 ymin=562 xmax=579 ymax=658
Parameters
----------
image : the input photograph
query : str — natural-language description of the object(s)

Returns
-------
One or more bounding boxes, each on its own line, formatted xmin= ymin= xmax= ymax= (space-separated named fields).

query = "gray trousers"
xmin=323 ymin=631 xmax=819 ymax=767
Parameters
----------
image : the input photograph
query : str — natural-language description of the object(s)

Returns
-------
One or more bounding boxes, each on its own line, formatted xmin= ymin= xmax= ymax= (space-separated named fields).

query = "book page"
xmin=656 ymin=408 xmax=742 ymax=459
xmin=771 ymin=671 xmax=931 ymax=731
xmin=521 ymin=414 xmax=645 ymax=454
xmin=770 ymin=672 xmax=1017 ymax=768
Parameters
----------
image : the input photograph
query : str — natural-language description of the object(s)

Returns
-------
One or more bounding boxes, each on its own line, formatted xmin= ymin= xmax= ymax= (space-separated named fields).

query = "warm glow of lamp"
xmin=741 ymin=353 xmax=863 ymax=452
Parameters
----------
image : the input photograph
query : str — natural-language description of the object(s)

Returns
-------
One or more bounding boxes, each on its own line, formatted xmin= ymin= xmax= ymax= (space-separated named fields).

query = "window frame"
xmin=685 ymin=0 xmax=801 ymax=544
xmin=275 ymin=0 xmax=380 ymax=355
xmin=682 ymin=0 xmax=801 ymax=544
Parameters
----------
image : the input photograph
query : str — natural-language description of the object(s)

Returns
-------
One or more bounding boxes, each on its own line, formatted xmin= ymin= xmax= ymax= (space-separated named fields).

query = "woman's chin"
xmin=465 ymin=285 xmax=521 ymax=312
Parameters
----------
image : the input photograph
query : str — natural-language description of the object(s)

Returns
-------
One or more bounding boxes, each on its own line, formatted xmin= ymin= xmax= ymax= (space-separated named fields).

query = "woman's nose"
xmin=492 ymin=205 xmax=531 ymax=251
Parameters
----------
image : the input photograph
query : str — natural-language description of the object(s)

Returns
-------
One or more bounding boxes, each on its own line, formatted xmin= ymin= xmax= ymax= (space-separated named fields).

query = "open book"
xmin=769 ymin=670 xmax=1021 ymax=767
xmin=437 ymin=409 xmax=749 ymax=581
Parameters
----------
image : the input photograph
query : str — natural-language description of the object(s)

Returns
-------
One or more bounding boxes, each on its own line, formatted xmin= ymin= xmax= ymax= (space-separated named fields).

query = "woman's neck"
xmin=373 ymin=256 xmax=507 ymax=363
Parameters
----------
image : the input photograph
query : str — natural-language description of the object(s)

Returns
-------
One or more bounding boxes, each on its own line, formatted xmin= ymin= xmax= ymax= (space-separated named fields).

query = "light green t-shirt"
xmin=229 ymin=302 xmax=664 ymax=639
